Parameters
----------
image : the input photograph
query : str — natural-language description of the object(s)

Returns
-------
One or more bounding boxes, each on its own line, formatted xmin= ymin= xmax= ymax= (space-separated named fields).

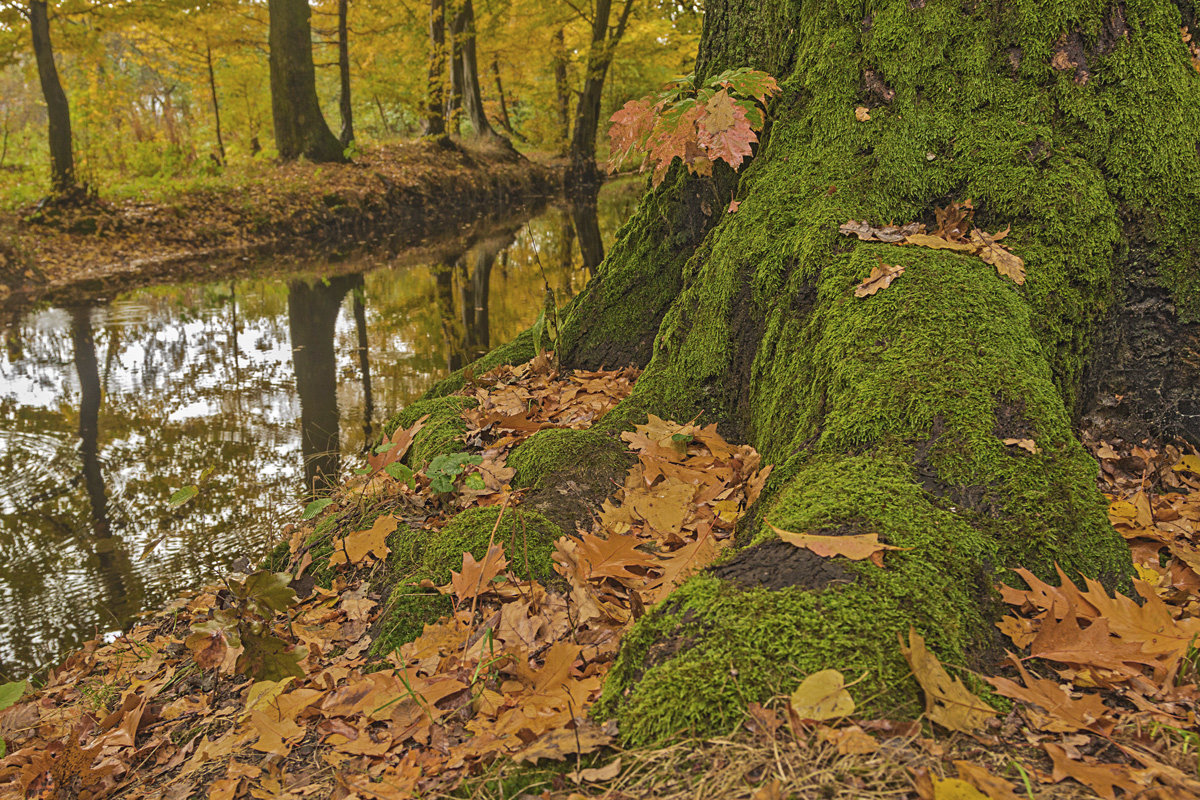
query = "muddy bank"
xmin=0 ymin=137 xmax=562 ymax=305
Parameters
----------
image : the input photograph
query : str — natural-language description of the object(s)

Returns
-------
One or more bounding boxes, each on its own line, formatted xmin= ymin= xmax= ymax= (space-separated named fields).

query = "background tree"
xmin=336 ymin=0 xmax=353 ymax=146
xmin=420 ymin=0 xmax=446 ymax=135
xmin=267 ymin=0 xmax=345 ymax=162
xmin=28 ymin=0 xmax=75 ymax=194
xmin=566 ymin=0 xmax=633 ymax=185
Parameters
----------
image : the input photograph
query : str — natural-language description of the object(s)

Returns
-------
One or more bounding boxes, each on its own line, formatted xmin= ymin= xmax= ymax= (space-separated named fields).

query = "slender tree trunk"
xmin=566 ymin=0 xmax=633 ymax=186
xmin=205 ymin=43 xmax=226 ymax=164
xmin=372 ymin=94 xmax=392 ymax=134
xmin=406 ymin=0 xmax=1200 ymax=746
xmin=553 ymin=28 xmax=570 ymax=150
xmin=446 ymin=14 xmax=464 ymax=133
xmin=490 ymin=57 xmax=523 ymax=141
xmin=267 ymin=0 xmax=346 ymax=162
xmin=422 ymin=0 xmax=446 ymax=136
xmin=29 ymin=0 xmax=76 ymax=194
xmin=451 ymin=0 xmax=496 ymax=139
xmin=337 ymin=0 xmax=354 ymax=147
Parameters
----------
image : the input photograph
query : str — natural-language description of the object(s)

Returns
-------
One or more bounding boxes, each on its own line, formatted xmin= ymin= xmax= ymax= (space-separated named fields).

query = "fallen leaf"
xmin=900 ymin=628 xmax=996 ymax=734
xmin=1002 ymin=438 xmax=1041 ymax=454
xmin=789 ymin=669 xmax=856 ymax=721
xmin=969 ymin=228 xmax=1025 ymax=285
xmin=1043 ymin=742 xmax=1143 ymax=800
xmin=855 ymin=106 xmax=871 ymax=121
xmin=770 ymin=523 xmax=904 ymax=562
xmin=854 ymin=261 xmax=905 ymax=297
xmin=329 ymin=514 xmax=397 ymax=567
xmin=904 ymin=233 xmax=976 ymax=252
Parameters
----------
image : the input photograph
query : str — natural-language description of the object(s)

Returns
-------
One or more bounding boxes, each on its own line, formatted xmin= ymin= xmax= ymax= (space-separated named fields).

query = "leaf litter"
xmin=0 ymin=354 xmax=1198 ymax=799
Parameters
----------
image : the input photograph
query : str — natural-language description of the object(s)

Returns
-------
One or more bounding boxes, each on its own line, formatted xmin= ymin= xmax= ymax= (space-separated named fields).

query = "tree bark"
xmin=267 ymin=0 xmax=346 ymax=162
xmin=566 ymin=0 xmax=633 ymax=186
xmin=553 ymin=28 xmax=570 ymax=150
xmin=337 ymin=0 xmax=354 ymax=147
xmin=29 ymin=0 xmax=76 ymax=194
xmin=416 ymin=0 xmax=1200 ymax=745
xmin=450 ymin=0 xmax=499 ymax=140
xmin=205 ymin=43 xmax=226 ymax=164
xmin=422 ymin=0 xmax=446 ymax=136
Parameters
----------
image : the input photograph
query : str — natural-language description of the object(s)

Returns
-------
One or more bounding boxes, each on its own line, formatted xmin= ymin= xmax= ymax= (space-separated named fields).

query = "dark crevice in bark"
xmin=710 ymin=539 xmax=856 ymax=591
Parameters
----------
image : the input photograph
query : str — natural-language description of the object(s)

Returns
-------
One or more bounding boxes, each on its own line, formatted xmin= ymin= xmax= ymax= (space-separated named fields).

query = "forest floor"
xmin=0 ymin=137 xmax=562 ymax=306
xmin=0 ymin=354 xmax=1197 ymax=800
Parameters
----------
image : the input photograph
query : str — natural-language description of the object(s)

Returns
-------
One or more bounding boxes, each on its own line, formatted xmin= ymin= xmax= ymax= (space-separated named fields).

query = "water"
xmin=0 ymin=181 xmax=643 ymax=678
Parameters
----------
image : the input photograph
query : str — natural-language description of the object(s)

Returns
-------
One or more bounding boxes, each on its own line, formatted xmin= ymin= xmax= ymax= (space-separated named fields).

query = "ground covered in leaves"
xmin=0 ymin=138 xmax=559 ymax=305
xmin=0 ymin=356 xmax=1197 ymax=800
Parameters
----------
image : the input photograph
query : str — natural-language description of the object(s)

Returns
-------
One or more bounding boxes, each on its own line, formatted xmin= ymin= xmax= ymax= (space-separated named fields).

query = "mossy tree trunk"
xmin=554 ymin=0 xmax=1200 ymax=743
xmin=267 ymin=0 xmax=346 ymax=163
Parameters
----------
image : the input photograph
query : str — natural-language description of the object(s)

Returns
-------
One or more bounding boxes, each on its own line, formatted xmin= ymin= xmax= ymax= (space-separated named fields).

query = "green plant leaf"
xmin=0 ymin=681 xmax=26 ymax=711
xmin=303 ymin=498 xmax=334 ymax=520
xmin=244 ymin=571 xmax=298 ymax=614
xmin=465 ymin=472 xmax=487 ymax=491
xmin=168 ymin=485 xmax=199 ymax=508
xmin=385 ymin=462 xmax=415 ymax=488
xmin=236 ymin=630 xmax=305 ymax=681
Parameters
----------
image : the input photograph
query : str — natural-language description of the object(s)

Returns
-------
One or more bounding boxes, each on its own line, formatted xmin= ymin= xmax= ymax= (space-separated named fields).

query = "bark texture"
xmin=29 ymin=0 xmax=75 ymax=194
xmin=416 ymin=0 xmax=1200 ymax=746
xmin=422 ymin=0 xmax=447 ymax=136
xmin=268 ymin=0 xmax=346 ymax=162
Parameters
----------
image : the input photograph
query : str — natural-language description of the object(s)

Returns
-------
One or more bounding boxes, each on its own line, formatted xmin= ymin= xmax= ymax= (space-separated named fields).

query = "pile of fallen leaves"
xmin=841 ymin=200 xmax=1026 ymax=296
xmin=0 ymin=356 xmax=771 ymax=799
xmin=2 ymin=350 xmax=1199 ymax=800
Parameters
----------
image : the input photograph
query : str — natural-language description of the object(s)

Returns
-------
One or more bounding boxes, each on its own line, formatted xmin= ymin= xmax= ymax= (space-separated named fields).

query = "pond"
xmin=0 ymin=180 xmax=644 ymax=679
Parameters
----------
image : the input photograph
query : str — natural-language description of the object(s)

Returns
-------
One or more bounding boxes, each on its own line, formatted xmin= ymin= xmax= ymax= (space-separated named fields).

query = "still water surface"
xmin=0 ymin=182 xmax=641 ymax=678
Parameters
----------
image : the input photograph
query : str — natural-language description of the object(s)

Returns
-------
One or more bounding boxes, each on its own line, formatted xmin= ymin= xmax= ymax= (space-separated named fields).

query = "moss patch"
xmin=383 ymin=395 xmax=478 ymax=471
xmin=508 ymin=428 xmax=635 ymax=535
xmin=371 ymin=506 xmax=562 ymax=657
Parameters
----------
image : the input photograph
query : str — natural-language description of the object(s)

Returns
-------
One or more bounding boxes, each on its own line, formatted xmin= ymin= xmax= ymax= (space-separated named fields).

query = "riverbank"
xmin=0 ymin=137 xmax=562 ymax=305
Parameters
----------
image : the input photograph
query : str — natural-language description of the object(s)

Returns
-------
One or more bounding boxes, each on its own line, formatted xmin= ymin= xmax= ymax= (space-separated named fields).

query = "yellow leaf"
xmin=904 ymin=233 xmax=976 ymax=252
xmin=770 ymin=522 xmax=904 ymax=562
xmin=855 ymin=106 xmax=871 ymax=121
xmin=932 ymin=777 xmax=990 ymax=800
xmin=789 ymin=669 xmax=855 ymax=720
xmin=1173 ymin=454 xmax=1200 ymax=475
xmin=1002 ymin=438 xmax=1041 ymax=454
xmin=329 ymin=514 xmax=396 ymax=567
xmin=899 ymin=628 xmax=996 ymax=734
xmin=969 ymin=229 xmax=1025 ymax=284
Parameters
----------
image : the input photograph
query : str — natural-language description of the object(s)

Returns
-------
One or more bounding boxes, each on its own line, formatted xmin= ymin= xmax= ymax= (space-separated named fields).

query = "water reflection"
xmin=0 ymin=180 xmax=644 ymax=677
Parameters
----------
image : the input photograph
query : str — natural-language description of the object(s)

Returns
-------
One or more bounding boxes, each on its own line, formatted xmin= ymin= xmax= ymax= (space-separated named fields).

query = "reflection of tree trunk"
xmin=568 ymin=188 xmax=604 ymax=275
xmin=70 ymin=307 xmax=109 ymax=540
xmin=351 ymin=279 xmax=373 ymax=451
xmin=434 ymin=261 xmax=466 ymax=372
xmin=30 ymin=0 xmax=76 ymax=194
xmin=422 ymin=0 xmax=446 ymax=136
xmin=288 ymin=275 xmax=356 ymax=496
xmin=557 ymin=206 xmax=578 ymax=299
xmin=470 ymin=246 xmax=493 ymax=356
xmin=70 ymin=306 xmax=141 ymax=625
xmin=337 ymin=0 xmax=354 ymax=147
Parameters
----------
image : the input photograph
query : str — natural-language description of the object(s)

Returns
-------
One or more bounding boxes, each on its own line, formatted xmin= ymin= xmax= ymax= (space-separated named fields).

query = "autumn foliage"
xmin=607 ymin=68 xmax=781 ymax=185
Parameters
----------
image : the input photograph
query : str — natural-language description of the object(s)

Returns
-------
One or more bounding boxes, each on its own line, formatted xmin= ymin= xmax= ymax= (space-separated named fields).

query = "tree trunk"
xmin=267 ymin=0 xmax=346 ymax=162
xmin=205 ymin=43 xmax=226 ymax=164
xmin=446 ymin=17 xmax=464 ymax=132
xmin=421 ymin=0 xmax=1200 ymax=745
xmin=29 ymin=0 xmax=76 ymax=194
xmin=421 ymin=0 xmax=446 ymax=136
xmin=451 ymin=0 xmax=500 ymax=141
xmin=553 ymin=28 xmax=570 ymax=150
xmin=566 ymin=0 xmax=633 ymax=186
xmin=490 ymin=57 xmax=524 ymax=142
xmin=337 ymin=0 xmax=354 ymax=147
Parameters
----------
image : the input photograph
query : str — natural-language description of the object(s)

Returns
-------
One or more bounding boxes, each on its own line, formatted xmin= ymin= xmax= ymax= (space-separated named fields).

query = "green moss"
xmin=382 ymin=395 xmax=478 ymax=471
xmin=371 ymin=506 xmax=562 ymax=657
xmin=508 ymin=428 xmax=630 ymax=490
